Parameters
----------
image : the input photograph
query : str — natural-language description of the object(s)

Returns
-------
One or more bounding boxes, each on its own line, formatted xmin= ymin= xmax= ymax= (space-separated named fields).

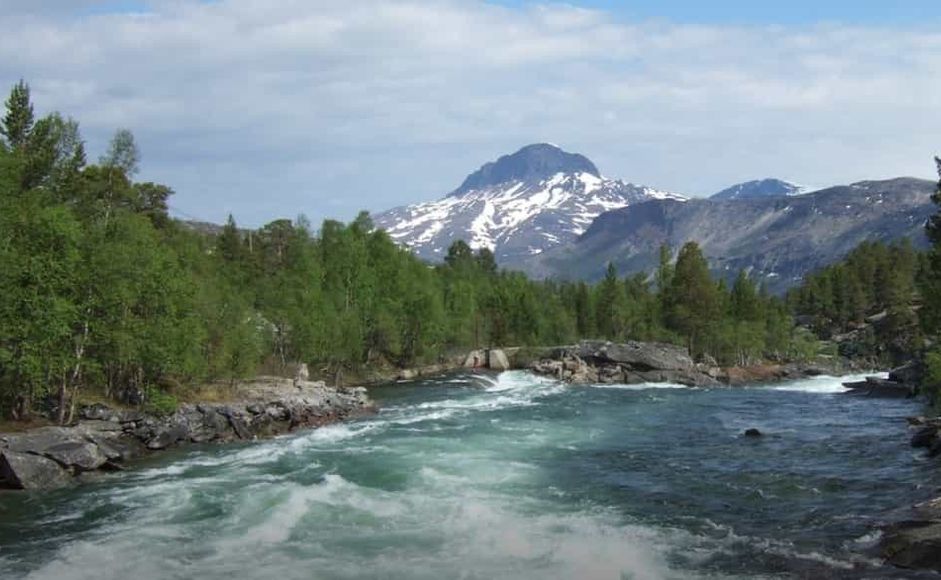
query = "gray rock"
xmin=0 ymin=450 xmax=72 ymax=490
xmin=227 ymin=414 xmax=252 ymax=440
xmin=576 ymin=340 xmax=694 ymax=372
xmin=487 ymin=349 xmax=511 ymax=371
xmin=42 ymin=441 xmax=108 ymax=472
xmin=890 ymin=360 xmax=924 ymax=386
xmin=464 ymin=349 xmax=486 ymax=368
xmin=881 ymin=521 xmax=941 ymax=571
xmin=843 ymin=377 xmax=915 ymax=398
xmin=146 ymin=422 xmax=190 ymax=450
xmin=912 ymin=426 xmax=938 ymax=448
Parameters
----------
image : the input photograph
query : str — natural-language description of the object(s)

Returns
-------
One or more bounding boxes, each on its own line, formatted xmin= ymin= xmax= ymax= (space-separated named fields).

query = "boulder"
xmin=487 ymin=349 xmax=511 ymax=371
xmin=42 ymin=441 xmax=109 ymax=472
xmin=0 ymin=450 xmax=71 ymax=490
xmin=576 ymin=340 xmax=694 ymax=371
xmin=463 ymin=349 xmax=486 ymax=368
xmin=843 ymin=377 xmax=915 ymax=398
xmin=890 ymin=360 xmax=924 ymax=386
xmin=912 ymin=426 xmax=938 ymax=449
xmin=146 ymin=422 xmax=190 ymax=450
xmin=228 ymin=415 xmax=252 ymax=440
xmin=881 ymin=521 xmax=941 ymax=571
xmin=2 ymin=427 xmax=83 ymax=455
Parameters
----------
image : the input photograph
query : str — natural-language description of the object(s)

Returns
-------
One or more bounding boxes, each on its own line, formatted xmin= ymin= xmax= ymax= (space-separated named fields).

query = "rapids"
xmin=1 ymin=371 xmax=938 ymax=579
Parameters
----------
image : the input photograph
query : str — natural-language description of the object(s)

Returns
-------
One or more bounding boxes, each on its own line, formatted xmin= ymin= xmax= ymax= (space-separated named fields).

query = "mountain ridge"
xmin=515 ymin=176 xmax=935 ymax=293
xmin=374 ymin=144 xmax=684 ymax=262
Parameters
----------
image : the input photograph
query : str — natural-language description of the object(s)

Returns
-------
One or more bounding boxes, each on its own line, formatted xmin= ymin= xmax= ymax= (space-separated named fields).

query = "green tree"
xmin=664 ymin=242 xmax=720 ymax=357
xmin=1 ymin=80 xmax=33 ymax=151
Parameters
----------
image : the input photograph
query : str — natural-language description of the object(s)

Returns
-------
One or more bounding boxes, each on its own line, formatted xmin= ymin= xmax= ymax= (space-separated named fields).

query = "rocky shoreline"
xmin=0 ymin=377 xmax=375 ymax=491
xmin=528 ymin=340 xmax=847 ymax=387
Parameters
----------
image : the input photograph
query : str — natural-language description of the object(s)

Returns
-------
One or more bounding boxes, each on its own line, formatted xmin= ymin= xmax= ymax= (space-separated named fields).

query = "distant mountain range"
xmin=519 ymin=178 xmax=934 ymax=293
xmin=373 ymin=144 xmax=684 ymax=263
xmin=371 ymin=143 xmax=935 ymax=292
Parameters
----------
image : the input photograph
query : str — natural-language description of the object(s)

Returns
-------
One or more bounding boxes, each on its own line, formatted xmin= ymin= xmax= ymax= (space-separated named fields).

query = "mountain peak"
xmin=452 ymin=143 xmax=600 ymax=196
xmin=711 ymin=178 xmax=804 ymax=200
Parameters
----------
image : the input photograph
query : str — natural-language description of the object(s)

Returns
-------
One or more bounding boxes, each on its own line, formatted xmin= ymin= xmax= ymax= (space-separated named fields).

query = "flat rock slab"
xmin=843 ymin=377 xmax=915 ymax=398
xmin=576 ymin=340 xmax=694 ymax=371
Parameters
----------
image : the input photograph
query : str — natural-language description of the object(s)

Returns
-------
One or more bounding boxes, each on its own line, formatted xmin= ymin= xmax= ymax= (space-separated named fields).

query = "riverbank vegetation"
xmin=0 ymin=80 xmax=936 ymax=422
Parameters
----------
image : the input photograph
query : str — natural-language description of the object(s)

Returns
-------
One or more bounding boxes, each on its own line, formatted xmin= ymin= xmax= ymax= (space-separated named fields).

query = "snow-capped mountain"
xmin=710 ymin=178 xmax=806 ymax=200
xmin=374 ymin=143 xmax=684 ymax=263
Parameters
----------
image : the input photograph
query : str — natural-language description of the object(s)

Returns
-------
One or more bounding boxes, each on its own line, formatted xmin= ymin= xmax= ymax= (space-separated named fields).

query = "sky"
xmin=1 ymin=0 xmax=939 ymax=227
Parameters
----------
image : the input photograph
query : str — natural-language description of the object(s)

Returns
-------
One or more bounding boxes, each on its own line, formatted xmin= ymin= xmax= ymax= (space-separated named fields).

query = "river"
xmin=0 ymin=371 xmax=938 ymax=579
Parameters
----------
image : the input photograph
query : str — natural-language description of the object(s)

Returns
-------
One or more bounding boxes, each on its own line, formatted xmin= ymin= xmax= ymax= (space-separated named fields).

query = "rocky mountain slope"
xmin=374 ymin=144 xmax=684 ymax=262
xmin=711 ymin=178 xmax=805 ymax=200
xmin=518 ymin=177 xmax=935 ymax=293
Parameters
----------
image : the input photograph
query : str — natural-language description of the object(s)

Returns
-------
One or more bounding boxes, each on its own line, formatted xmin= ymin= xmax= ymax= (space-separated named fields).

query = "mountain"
xmin=374 ymin=144 xmax=684 ymax=262
xmin=519 ymin=177 xmax=935 ymax=294
xmin=710 ymin=178 xmax=805 ymax=200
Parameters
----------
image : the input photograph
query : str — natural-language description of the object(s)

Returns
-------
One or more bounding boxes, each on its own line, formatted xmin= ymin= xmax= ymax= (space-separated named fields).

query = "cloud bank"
xmin=2 ymin=0 xmax=939 ymax=225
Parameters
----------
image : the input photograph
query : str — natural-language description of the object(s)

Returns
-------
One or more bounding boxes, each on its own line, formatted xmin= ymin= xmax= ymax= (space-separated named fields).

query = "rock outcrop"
xmin=0 ymin=378 xmax=374 ymax=491
xmin=530 ymin=340 xmax=718 ymax=386
xmin=463 ymin=348 xmax=513 ymax=371
xmin=880 ymin=497 xmax=941 ymax=572
xmin=908 ymin=416 xmax=941 ymax=458
xmin=837 ymin=357 xmax=927 ymax=405
xmin=843 ymin=372 xmax=917 ymax=399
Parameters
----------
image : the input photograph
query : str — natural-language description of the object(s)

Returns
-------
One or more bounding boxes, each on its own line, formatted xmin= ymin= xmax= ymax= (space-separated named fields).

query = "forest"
xmin=1 ymin=80 xmax=939 ymax=422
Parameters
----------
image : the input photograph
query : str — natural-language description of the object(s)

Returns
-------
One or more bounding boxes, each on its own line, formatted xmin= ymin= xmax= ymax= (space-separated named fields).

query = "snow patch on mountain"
xmin=376 ymin=144 xmax=685 ymax=263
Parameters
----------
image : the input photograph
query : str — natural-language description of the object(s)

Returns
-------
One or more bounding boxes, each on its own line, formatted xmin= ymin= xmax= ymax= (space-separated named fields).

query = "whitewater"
xmin=0 ymin=371 xmax=938 ymax=579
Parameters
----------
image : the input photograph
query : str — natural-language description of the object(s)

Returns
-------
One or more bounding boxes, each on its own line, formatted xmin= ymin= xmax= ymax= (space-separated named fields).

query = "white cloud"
xmin=0 ymin=0 xmax=939 ymax=226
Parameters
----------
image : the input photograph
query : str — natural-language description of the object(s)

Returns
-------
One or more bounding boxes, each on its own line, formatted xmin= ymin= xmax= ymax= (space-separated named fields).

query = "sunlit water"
xmin=1 ymin=371 xmax=939 ymax=579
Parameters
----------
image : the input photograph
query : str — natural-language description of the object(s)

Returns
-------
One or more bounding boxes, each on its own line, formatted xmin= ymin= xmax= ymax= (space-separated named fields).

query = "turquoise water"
xmin=0 ymin=371 xmax=938 ymax=579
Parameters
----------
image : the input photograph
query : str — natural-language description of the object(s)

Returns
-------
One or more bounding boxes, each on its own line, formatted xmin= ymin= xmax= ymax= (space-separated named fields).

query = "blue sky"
xmin=1 ymin=0 xmax=939 ymax=227
xmin=496 ymin=0 xmax=940 ymax=26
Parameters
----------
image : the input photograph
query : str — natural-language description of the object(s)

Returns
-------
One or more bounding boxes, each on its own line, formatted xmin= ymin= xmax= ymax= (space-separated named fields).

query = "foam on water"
xmin=1 ymin=369 xmax=931 ymax=580
xmin=768 ymin=372 xmax=888 ymax=393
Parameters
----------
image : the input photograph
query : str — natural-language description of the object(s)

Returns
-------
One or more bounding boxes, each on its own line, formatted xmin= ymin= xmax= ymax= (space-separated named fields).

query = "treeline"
xmin=0 ymin=80 xmax=814 ymax=422
xmin=565 ymin=245 xmax=809 ymax=365
xmin=787 ymin=240 xmax=922 ymax=361
xmin=785 ymin=157 xmax=941 ymax=402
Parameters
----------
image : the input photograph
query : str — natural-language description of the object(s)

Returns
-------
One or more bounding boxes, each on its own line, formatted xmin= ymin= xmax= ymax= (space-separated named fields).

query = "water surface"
xmin=0 ymin=371 xmax=937 ymax=579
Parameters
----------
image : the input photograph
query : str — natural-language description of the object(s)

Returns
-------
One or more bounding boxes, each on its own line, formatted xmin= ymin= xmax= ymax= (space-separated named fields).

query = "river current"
xmin=1 ymin=371 xmax=939 ymax=579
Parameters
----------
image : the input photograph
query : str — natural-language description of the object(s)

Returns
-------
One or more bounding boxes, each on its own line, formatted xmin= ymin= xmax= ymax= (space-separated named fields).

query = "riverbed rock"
xmin=464 ymin=349 xmax=486 ymax=368
xmin=843 ymin=376 xmax=915 ymax=398
xmin=0 ymin=376 xmax=376 ymax=491
xmin=487 ymin=349 xmax=511 ymax=371
xmin=882 ymin=522 xmax=941 ymax=571
xmin=889 ymin=360 xmax=924 ymax=387
xmin=42 ymin=441 xmax=109 ymax=472
xmin=576 ymin=340 xmax=695 ymax=371
xmin=146 ymin=422 xmax=191 ymax=450
xmin=531 ymin=341 xmax=716 ymax=386
xmin=0 ymin=450 xmax=72 ymax=490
